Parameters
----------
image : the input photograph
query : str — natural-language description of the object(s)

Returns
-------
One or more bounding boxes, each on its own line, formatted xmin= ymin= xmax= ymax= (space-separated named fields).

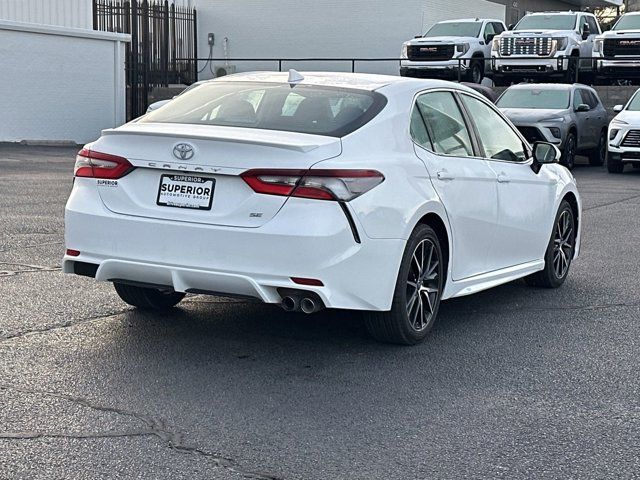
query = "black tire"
xmin=588 ymin=130 xmax=607 ymax=166
xmin=561 ymin=131 xmax=577 ymax=170
xmin=114 ymin=282 xmax=185 ymax=310
xmin=564 ymin=56 xmax=579 ymax=83
xmin=364 ymin=224 xmax=444 ymax=345
xmin=606 ymin=153 xmax=624 ymax=174
xmin=467 ymin=59 xmax=483 ymax=84
xmin=525 ymin=200 xmax=576 ymax=289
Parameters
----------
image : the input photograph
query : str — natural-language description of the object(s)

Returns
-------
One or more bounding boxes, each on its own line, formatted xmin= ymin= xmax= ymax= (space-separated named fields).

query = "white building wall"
xmin=0 ymin=0 xmax=93 ymax=29
xmin=194 ymin=0 xmax=506 ymax=76
xmin=0 ymin=20 xmax=130 ymax=143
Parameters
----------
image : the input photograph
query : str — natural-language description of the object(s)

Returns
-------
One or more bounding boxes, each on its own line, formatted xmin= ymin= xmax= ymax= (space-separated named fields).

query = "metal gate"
xmin=93 ymin=0 xmax=198 ymax=119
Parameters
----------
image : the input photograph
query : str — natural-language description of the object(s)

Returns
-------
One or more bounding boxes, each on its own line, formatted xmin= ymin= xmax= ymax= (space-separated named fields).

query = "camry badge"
xmin=173 ymin=143 xmax=195 ymax=161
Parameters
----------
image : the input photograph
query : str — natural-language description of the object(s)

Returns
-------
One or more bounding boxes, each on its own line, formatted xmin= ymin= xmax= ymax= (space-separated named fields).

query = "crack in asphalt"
xmin=0 ymin=240 xmax=63 ymax=254
xmin=0 ymin=262 xmax=61 ymax=277
xmin=0 ymin=310 xmax=130 ymax=343
xmin=583 ymin=193 xmax=640 ymax=212
xmin=0 ymin=384 xmax=284 ymax=480
xmin=0 ymin=430 xmax=156 ymax=440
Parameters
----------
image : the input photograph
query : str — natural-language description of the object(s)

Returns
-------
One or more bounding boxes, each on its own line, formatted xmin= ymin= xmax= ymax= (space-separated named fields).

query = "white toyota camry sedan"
xmin=64 ymin=71 xmax=581 ymax=345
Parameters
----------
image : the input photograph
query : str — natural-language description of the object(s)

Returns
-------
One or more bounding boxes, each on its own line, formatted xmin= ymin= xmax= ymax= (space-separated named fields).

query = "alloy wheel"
xmin=552 ymin=210 xmax=574 ymax=279
xmin=405 ymin=239 xmax=441 ymax=332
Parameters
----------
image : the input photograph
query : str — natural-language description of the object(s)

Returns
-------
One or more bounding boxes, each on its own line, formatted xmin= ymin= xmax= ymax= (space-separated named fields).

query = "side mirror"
xmin=532 ymin=142 xmax=561 ymax=173
xmin=613 ymin=104 xmax=624 ymax=112
xmin=485 ymin=33 xmax=496 ymax=42
xmin=582 ymin=24 xmax=590 ymax=40
xmin=575 ymin=103 xmax=590 ymax=112
xmin=414 ymin=35 xmax=422 ymax=39
xmin=508 ymin=23 xmax=515 ymax=31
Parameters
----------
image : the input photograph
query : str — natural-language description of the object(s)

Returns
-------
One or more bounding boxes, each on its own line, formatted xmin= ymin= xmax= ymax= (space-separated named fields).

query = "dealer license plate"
xmin=156 ymin=174 xmax=214 ymax=210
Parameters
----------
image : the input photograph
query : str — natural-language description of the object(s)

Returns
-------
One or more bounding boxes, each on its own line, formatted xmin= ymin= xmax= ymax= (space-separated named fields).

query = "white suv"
xmin=607 ymin=89 xmax=640 ymax=173
xmin=400 ymin=18 xmax=506 ymax=84
xmin=491 ymin=11 xmax=601 ymax=86
xmin=594 ymin=12 xmax=640 ymax=83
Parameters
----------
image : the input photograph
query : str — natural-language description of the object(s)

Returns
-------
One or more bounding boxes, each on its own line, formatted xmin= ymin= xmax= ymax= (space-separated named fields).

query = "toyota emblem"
xmin=173 ymin=143 xmax=195 ymax=160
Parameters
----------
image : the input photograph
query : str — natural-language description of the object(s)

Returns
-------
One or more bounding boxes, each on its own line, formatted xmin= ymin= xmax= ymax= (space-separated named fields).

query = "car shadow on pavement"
xmin=112 ymin=278 xmax=533 ymax=351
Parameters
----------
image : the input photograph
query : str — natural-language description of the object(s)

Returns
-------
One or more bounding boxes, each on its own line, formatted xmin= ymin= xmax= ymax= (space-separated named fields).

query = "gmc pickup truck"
xmin=594 ymin=12 xmax=640 ymax=83
xmin=400 ymin=18 xmax=506 ymax=84
xmin=491 ymin=11 xmax=601 ymax=86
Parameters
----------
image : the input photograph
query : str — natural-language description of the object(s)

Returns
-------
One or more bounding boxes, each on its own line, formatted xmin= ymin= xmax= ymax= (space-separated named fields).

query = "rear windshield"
xmin=515 ymin=14 xmax=577 ymax=31
xmin=613 ymin=15 xmax=640 ymax=31
xmin=497 ymin=89 xmax=570 ymax=109
xmin=140 ymin=81 xmax=387 ymax=137
xmin=424 ymin=22 xmax=482 ymax=38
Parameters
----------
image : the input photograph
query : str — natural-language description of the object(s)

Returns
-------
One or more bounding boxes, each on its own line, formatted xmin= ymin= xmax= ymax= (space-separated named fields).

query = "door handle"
xmin=436 ymin=170 xmax=454 ymax=181
xmin=497 ymin=173 xmax=510 ymax=183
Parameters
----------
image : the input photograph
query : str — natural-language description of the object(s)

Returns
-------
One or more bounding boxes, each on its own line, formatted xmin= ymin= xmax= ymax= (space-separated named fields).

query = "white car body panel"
xmin=64 ymin=72 xmax=582 ymax=311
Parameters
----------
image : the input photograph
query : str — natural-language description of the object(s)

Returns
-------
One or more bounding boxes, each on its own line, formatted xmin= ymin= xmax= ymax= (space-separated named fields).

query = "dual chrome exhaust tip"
xmin=281 ymin=294 xmax=323 ymax=314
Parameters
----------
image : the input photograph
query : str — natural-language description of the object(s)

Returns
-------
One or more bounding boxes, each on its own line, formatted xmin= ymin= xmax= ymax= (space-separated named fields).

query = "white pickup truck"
xmin=491 ymin=11 xmax=601 ymax=86
xmin=400 ymin=18 xmax=506 ymax=84
xmin=594 ymin=12 xmax=640 ymax=83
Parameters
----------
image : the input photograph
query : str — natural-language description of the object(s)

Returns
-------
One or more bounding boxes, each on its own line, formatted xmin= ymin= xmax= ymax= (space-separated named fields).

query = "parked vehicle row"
xmin=401 ymin=11 xmax=640 ymax=86
xmin=495 ymin=81 xmax=640 ymax=174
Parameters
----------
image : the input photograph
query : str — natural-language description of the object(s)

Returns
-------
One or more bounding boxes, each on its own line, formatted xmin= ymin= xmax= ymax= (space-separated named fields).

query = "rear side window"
xmin=141 ymin=82 xmax=387 ymax=137
xmin=413 ymin=92 xmax=474 ymax=157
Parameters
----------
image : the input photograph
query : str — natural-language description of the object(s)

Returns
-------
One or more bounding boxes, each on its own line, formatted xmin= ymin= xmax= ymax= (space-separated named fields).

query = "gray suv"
xmin=496 ymin=84 xmax=608 ymax=169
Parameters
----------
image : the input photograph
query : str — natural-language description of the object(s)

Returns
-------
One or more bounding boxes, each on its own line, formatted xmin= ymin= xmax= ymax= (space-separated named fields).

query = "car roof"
xmin=506 ymin=83 xmax=582 ymax=91
xmin=207 ymin=71 xmax=473 ymax=93
xmin=437 ymin=18 xmax=501 ymax=23
xmin=525 ymin=11 xmax=580 ymax=16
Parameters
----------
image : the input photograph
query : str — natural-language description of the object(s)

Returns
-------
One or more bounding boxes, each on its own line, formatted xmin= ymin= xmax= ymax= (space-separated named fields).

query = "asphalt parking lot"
xmin=0 ymin=144 xmax=639 ymax=480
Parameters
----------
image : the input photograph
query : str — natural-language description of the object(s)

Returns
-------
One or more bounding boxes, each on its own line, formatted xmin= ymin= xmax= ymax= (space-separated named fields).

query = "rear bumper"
xmin=63 ymin=179 xmax=405 ymax=311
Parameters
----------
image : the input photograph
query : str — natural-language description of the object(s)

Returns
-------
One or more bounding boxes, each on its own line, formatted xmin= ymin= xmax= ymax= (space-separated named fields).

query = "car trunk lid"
xmin=90 ymin=123 xmax=342 ymax=227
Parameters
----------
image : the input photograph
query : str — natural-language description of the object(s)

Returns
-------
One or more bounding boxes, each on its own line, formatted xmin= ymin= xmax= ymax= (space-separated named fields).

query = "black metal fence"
xmin=94 ymin=0 xmax=198 ymax=119
xmin=187 ymin=56 xmax=640 ymax=86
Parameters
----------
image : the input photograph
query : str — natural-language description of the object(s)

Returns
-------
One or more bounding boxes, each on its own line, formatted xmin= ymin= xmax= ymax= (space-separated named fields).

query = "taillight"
xmin=241 ymin=169 xmax=384 ymax=201
xmin=74 ymin=148 xmax=134 ymax=179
